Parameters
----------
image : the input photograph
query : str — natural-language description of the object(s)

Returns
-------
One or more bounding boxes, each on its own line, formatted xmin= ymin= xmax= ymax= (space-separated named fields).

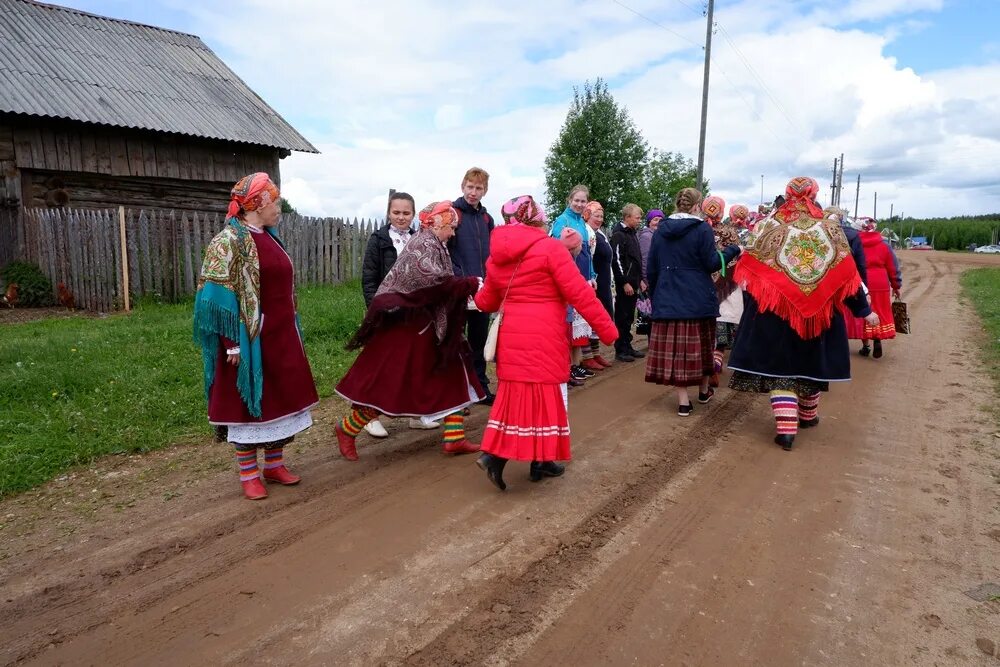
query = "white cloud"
xmin=156 ymin=0 xmax=1000 ymax=219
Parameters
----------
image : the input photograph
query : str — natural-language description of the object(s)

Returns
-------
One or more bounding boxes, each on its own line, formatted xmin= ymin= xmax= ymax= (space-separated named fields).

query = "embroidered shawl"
xmin=734 ymin=178 xmax=862 ymax=339
xmin=347 ymin=227 xmax=474 ymax=358
xmin=193 ymin=218 xmax=282 ymax=417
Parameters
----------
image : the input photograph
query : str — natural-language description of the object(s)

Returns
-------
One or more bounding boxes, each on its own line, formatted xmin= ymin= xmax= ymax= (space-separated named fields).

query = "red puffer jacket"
xmin=860 ymin=231 xmax=900 ymax=293
xmin=475 ymin=224 xmax=618 ymax=384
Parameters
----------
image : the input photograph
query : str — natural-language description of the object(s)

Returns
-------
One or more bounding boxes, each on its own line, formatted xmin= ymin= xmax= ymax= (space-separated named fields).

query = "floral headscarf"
xmin=729 ymin=204 xmax=749 ymax=227
xmin=228 ymin=172 xmax=280 ymax=219
xmin=701 ymin=196 xmax=726 ymax=225
xmin=418 ymin=201 xmax=459 ymax=228
xmin=775 ymin=176 xmax=823 ymax=223
xmin=501 ymin=195 xmax=547 ymax=226
xmin=581 ymin=201 xmax=604 ymax=224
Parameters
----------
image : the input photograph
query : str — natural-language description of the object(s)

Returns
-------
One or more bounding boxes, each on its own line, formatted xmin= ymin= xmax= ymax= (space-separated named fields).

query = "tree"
xmin=544 ymin=79 xmax=649 ymax=220
xmin=638 ymin=150 xmax=705 ymax=214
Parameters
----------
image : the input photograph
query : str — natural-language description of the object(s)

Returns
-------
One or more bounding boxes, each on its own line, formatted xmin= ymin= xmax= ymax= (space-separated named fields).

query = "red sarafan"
xmin=1 ymin=282 xmax=18 ymax=308
xmin=57 ymin=282 xmax=75 ymax=310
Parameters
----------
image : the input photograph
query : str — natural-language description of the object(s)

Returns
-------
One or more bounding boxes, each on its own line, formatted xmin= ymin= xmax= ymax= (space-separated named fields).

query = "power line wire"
xmin=608 ymin=0 xmax=703 ymax=49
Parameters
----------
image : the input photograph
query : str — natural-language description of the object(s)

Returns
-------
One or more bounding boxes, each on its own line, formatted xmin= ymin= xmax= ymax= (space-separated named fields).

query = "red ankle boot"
xmin=241 ymin=476 xmax=268 ymax=500
xmin=335 ymin=425 xmax=359 ymax=461
xmin=593 ymin=354 xmax=613 ymax=368
xmin=581 ymin=358 xmax=604 ymax=372
xmin=442 ymin=439 xmax=481 ymax=455
xmin=263 ymin=466 xmax=301 ymax=485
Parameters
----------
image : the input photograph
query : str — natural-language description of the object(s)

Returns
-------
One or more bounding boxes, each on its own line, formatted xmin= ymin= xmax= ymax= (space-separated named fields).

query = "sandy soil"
xmin=1 ymin=250 xmax=999 ymax=666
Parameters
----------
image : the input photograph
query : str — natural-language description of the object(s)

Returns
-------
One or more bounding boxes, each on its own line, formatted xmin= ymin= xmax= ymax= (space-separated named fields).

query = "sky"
xmin=56 ymin=0 xmax=1000 ymax=220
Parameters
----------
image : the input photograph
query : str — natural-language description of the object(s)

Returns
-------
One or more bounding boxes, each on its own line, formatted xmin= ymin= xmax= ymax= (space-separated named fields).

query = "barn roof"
xmin=0 ymin=0 xmax=318 ymax=153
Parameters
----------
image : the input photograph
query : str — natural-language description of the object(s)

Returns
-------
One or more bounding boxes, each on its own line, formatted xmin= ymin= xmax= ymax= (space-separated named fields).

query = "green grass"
xmin=0 ymin=281 xmax=364 ymax=497
xmin=961 ymin=268 xmax=1000 ymax=419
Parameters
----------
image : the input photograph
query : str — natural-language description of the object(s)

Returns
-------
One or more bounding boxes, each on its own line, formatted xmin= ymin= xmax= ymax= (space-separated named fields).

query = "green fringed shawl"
xmin=193 ymin=218 xmax=283 ymax=418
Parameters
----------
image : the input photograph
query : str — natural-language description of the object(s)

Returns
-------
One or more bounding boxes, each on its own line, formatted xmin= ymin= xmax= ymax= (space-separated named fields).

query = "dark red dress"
xmin=208 ymin=230 xmax=319 ymax=424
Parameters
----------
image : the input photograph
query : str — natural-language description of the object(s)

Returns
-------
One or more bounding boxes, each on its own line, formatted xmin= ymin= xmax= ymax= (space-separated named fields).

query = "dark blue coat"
xmin=647 ymin=214 xmax=741 ymax=320
xmin=448 ymin=197 xmax=494 ymax=278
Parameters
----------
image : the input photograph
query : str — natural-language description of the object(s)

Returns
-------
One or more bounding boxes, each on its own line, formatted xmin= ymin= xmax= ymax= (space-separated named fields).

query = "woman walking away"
xmin=846 ymin=219 xmax=901 ymax=358
xmin=474 ymin=196 xmax=617 ymax=491
xmin=645 ymin=188 xmax=741 ymax=416
xmin=334 ymin=201 xmax=484 ymax=460
xmin=584 ymin=201 xmax=615 ymax=369
xmin=360 ymin=191 xmax=441 ymax=437
xmin=728 ymin=177 xmax=878 ymax=451
xmin=194 ymin=173 xmax=319 ymax=500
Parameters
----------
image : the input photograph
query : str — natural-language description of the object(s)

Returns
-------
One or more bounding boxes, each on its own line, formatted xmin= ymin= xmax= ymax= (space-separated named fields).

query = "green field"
xmin=0 ymin=282 xmax=365 ymax=497
xmin=887 ymin=214 xmax=1000 ymax=251
xmin=961 ymin=268 xmax=1000 ymax=420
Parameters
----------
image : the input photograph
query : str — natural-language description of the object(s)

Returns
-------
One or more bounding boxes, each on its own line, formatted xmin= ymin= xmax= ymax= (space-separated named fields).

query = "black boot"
xmin=477 ymin=453 xmax=508 ymax=491
xmin=798 ymin=416 xmax=820 ymax=429
xmin=529 ymin=460 xmax=566 ymax=482
xmin=774 ymin=434 xmax=795 ymax=451
xmin=859 ymin=344 xmax=870 ymax=357
xmin=872 ymin=339 xmax=883 ymax=359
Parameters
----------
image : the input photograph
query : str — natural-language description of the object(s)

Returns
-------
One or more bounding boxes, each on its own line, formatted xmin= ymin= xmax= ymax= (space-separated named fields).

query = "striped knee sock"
xmin=263 ymin=446 xmax=284 ymax=471
xmin=235 ymin=446 xmax=259 ymax=482
xmin=341 ymin=406 xmax=378 ymax=436
xmin=713 ymin=349 xmax=725 ymax=374
xmin=590 ymin=338 xmax=600 ymax=355
xmin=797 ymin=392 xmax=821 ymax=421
xmin=770 ymin=391 xmax=799 ymax=436
xmin=442 ymin=412 xmax=465 ymax=443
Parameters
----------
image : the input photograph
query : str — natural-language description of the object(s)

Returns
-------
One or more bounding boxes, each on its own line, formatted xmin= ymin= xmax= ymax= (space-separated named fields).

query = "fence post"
xmin=119 ymin=206 xmax=131 ymax=311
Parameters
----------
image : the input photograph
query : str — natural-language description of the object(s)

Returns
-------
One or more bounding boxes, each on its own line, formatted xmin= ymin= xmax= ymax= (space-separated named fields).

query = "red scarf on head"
xmin=228 ymin=172 xmax=279 ymax=219
xmin=734 ymin=177 xmax=861 ymax=339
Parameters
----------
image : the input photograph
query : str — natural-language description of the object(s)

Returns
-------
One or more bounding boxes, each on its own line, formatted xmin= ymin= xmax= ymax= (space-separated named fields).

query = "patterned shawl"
xmin=193 ymin=218 xmax=284 ymax=417
xmin=734 ymin=177 xmax=862 ymax=340
xmin=347 ymin=227 xmax=475 ymax=358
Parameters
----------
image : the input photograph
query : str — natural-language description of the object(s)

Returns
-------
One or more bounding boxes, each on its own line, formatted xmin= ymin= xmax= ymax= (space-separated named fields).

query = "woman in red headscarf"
xmin=194 ymin=173 xmax=319 ymax=500
xmin=727 ymin=177 xmax=879 ymax=451
xmin=334 ymin=201 xmax=485 ymax=460
xmin=845 ymin=218 xmax=901 ymax=358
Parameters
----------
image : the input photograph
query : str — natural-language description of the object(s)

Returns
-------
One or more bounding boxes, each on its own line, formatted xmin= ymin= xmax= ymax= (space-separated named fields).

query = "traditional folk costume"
xmin=194 ymin=173 xmax=318 ymax=499
xmin=334 ymin=201 xmax=484 ymax=460
xmin=727 ymin=177 xmax=872 ymax=450
xmin=474 ymin=196 xmax=617 ymax=490
xmin=845 ymin=222 xmax=900 ymax=357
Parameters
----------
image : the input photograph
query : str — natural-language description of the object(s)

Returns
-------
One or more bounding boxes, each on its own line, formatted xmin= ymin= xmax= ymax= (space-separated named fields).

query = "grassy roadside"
xmin=960 ymin=268 xmax=1000 ymax=422
xmin=0 ymin=282 xmax=364 ymax=497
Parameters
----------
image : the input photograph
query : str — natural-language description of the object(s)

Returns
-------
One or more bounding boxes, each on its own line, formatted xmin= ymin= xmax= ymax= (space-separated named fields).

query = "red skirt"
xmin=644 ymin=318 xmax=715 ymax=387
xmin=845 ymin=290 xmax=896 ymax=340
xmin=481 ymin=381 xmax=570 ymax=462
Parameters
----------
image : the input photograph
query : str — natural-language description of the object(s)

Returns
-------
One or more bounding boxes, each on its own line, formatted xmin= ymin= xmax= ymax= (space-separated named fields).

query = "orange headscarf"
xmin=418 ymin=201 xmax=460 ymax=228
xmin=581 ymin=201 xmax=604 ymax=223
xmin=228 ymin=173 xmax=280 ymax=219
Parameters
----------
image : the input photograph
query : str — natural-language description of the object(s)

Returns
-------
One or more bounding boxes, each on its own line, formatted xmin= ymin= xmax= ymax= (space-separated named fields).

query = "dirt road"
xmin=2 ymin=251 xmax=999 ymax=666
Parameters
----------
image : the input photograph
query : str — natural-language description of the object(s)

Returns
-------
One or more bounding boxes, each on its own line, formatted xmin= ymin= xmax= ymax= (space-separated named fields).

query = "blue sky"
xmin=48 ymin=0 xmax=1000 ymax=218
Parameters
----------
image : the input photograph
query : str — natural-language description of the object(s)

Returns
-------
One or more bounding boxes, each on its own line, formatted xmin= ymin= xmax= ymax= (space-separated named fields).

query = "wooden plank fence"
xmin=11 ymin=207 xmax=382 ymax=312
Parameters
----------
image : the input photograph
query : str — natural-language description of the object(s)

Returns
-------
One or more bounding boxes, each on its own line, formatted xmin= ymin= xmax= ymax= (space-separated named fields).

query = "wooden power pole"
xmin=695 ymin=0 xmax=715 ymax=192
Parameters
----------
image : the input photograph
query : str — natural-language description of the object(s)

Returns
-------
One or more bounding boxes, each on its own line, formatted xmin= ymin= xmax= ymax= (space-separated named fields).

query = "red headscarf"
xmin=501 ymin=195 xmax=546 ymax=226
xmin=228 ymin=172 xmax=280 ymax=219
xmin=774 ymin=176 xmax=823 ymax=223
xmin=418 ymin=201 xmax=459 ymax=228
xmin=729 ymin=204 xmax=749 ymax=227
xmin=701 ymin=196 xmax=726 ymax=225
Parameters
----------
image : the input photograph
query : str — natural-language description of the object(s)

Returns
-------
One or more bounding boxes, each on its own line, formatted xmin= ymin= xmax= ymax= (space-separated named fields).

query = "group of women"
xmin=194 ymin=172 xmax=901 ymax=501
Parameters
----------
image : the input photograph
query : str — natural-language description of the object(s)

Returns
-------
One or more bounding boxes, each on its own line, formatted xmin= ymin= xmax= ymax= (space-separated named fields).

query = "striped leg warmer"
xmin=442 ymin=412 xmax=465 ymax=444
xmin=263 ymin=446 xmax=284 ymax=471
xmin=235 ymin=446 xmax=259 ymax=482
xmin=797 ymin=392 xmax=821 ymax=422
xmin=590 ymin=338 xmax=600 ymax=355
xmin=769 ymin=390 xmax=799 ymax=436
xmin=713 ymin=349 xmax=725 ymax=374
xmin=341 ymin=406 xmax=378 ymax=436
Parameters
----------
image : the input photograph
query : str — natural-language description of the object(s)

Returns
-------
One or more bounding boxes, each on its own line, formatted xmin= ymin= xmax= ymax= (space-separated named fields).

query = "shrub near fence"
xmin=13 ymin=207 xmax=382 ymax=311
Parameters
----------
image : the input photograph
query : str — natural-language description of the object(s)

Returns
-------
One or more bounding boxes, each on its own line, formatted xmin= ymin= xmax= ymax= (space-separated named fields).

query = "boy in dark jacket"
xmin=610 ymin=203 xmax=647 ymax=361
xmin=448 ymin=167 xmax=495 ymax=403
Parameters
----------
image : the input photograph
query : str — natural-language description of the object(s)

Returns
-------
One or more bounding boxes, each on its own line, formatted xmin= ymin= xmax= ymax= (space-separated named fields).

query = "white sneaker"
xmin=408 ymin=418 xmax=440 ymax=430
xmin=363 ymin=419 xmax=389 ymax=438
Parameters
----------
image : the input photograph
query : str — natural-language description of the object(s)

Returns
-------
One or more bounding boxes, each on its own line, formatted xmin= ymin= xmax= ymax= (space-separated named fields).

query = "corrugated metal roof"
xmin=0 ymin=0 xmax=318 ymax=152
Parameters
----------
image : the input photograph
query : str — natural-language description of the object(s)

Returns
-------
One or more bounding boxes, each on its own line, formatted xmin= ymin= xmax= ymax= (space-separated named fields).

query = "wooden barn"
xmin=0 ymin=0 xmax=317 ymax=265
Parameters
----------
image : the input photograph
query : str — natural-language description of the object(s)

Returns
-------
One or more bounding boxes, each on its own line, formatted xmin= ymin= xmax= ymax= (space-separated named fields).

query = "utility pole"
xmin=830 ymin=158 xmax=838 ymax=205
xmin=853 ymin=173 xmax=861 ymax=219
xmin=760 ymin=174 xmax=764 ymax=205
xmin=874 ymin=191 xmax=877 ymax=220
xmin=695 ymin=0 xmax=715 ymax=192
xmin=837 ymin=153 xmax=844 ymax=206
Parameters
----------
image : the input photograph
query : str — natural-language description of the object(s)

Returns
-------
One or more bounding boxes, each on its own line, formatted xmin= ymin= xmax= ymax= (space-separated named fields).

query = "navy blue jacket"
xmin=647 ymin=214 xmax=741 ymax=320
xmin=448 ymin=197 xmax=493 ymax=278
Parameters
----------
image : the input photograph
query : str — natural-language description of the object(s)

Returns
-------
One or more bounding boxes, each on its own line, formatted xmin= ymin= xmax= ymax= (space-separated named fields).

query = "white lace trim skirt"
xmin=224 ymin=407 xmax=315 ymax=445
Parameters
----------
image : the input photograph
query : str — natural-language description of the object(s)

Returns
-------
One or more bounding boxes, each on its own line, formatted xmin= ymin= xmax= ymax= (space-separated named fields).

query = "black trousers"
xmin=466 ymin=309 xmax=491 ymax=393
xmin=614 ymin=288 xmax=638 ymax=353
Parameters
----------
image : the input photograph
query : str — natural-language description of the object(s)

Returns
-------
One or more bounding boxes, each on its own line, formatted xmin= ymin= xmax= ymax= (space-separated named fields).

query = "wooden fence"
xmin=10 ymin=207 xmax=383 ymax=312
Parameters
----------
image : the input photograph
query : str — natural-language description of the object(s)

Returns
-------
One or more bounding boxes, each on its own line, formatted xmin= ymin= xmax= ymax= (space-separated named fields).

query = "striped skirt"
xmin=644 ymin=318 xmax=716 ymax=387
xmin=481 ymin=380 xmax=571 ymax=462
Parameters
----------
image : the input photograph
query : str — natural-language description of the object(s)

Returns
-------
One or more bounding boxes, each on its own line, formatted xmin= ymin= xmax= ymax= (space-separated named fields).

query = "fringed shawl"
xmin=193 ymin=218 xmax=281 ymax=418
xmin=347 ymin=228 xmax=474 ymax=362
xmin=734 ymin=211 xmax=862 ymax=340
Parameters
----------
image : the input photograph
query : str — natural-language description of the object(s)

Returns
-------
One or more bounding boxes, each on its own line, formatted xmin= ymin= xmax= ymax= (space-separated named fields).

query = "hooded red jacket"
xmin=860 ymin=231 xmax=900 ymax=293
xmin=475 ymin=224 xmax=617 ymax=384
